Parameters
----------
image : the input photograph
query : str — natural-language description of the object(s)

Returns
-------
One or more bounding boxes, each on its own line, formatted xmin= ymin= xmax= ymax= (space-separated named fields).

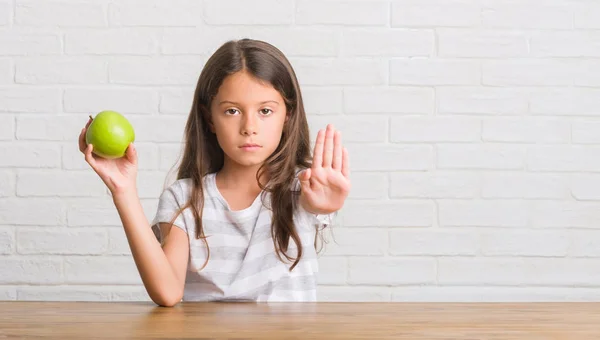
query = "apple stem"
xmin=89 ymin=114 xmax=93 ymax=120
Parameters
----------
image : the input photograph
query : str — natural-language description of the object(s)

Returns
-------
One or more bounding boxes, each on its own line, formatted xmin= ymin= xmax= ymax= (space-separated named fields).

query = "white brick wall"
xmin=1 ymin=0 xmax=600 ymax=303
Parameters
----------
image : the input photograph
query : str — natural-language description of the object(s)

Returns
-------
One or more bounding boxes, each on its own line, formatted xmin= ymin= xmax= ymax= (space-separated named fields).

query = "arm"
xmin=113 ymin=190 xmax=189 ymax=307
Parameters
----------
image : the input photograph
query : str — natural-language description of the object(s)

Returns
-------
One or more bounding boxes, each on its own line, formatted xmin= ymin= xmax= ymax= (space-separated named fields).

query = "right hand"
xmin=79 ymin=116 xmax=138 ymax=196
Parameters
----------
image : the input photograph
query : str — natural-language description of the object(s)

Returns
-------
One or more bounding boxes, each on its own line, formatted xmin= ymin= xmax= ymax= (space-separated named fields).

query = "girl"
xmin=78 ymin=39 xmax=351 ymax=306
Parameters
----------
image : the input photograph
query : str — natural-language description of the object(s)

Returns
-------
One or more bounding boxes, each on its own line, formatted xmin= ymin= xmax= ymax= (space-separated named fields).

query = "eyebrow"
xmin=218 ymin=100 xmax=279 ymax=106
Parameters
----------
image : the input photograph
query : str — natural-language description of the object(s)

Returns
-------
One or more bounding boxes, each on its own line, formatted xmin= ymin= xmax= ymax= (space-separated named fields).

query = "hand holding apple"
xmin=79 ymin=110 xmax=138 ymax=196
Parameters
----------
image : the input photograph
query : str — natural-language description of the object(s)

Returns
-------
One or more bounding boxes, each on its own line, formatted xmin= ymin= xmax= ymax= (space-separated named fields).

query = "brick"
xmin=137 ymin=171 xmax=170 ymax=199
xmin=438 ymin=87 xmax=528 ymax=115
xmin=159 ymin=143 xmax=184 ymax=171
xmin=392 ymin=0 xmax=480 ymax=27
xmin=109 ymin=57 xmax=204 ymax=85
xmin=437 ymin=144 xmax=525 ymax=170
xmin=296 ymin=0 xmax=388 ymax=26
xmin=390 ymin=116 xmax=481 ymax=142
xmin=307 ymin=115 xmax=387 ymax=143
xmin=15 ymin=0 xmax=106 ymax=27
xmin=160 ymin=27 xmax=248 ymax=55
xmin=16 ymin=115 xmax=84 ymax=141
xmin=64 ymin=88 xmax=159 ymax=115
xmin=0 ymin=59 xmax=11 ymax=84
xmin=575 ymin=61 xmax=600 ymax=87
xmin=390 ymin=171 xmax=480 ymax=199
xmin=482 ymin=60 xmax=574 ymax=86
xmin=0 ymin=287 xmax=16 ymax=300
xmin=128 ymin=116 xmax=187 ymax=143
xmin=107 ymin=227 xmax=131 ymax=255
xmin=0 ymin=198 xmax=65 ymax=226
xmin=575 ymin=3 xmax=600 ymax=29
xmin=62 ymin=142 xmax=159 ymax=171
xmin=530 ymin=31 xmax=600 ymax=57
xmin=438 ymin=29 xmax=528 ymax=58
xmin=0 ymin=142 xmax=61 ymax=168
xmin=344 ymin=87 xmax=433 ymax=115
xmin=17 ymin=228 xmax=108 ymax=255
xmin=66 ymin=198 xmax=123 ymax=227
xmin=0 ymin=257 xmax=63 ymax=284
xmin=341 ymin=200 xmax=434 ymax=227
xmin=572 ymin=174 xmax=600 ymax=201
xmin=481 ymin=230 xmax=569 ymax=257
xmin=64 ymin=256 xmax=142 ymax=284
xmin=390 ymin=59 xmax=479 ymax=85
xmin=483 ymin=117 xmax=570 ymax=143
xmin=16 ymin=170 xmax=106 ymax=197
xmin=527 ymin=146 xmax=600 ymax=172
xmin=392 ymin=286 xmax=600 ymax=302
xmin=0 ymin=227 xmax=14 ymax=254
xmin=249 ymin=28 xmax=338 ymax=57
xmin=291 ymin=59 xmax=385 ymax=86
xmin=322 ymin=228 xmax=387 ymax=256
xmin=111 ymin=286 xmax=151 ymax=301
xmin=0 ymin=0 xmax=10 ymax=25
xmin=318 ymin=286 xmax=391 ymax=302
xmin=571 ymin=231 xmax=600 ymax=257
xmin=299 ymin=87 xmax=343 ymax=116
xmin=65 ymin=28 xmax=158 ymax=55
xmin=438 ymin=258 xmax=600 ymax=286
xmin=438 ymin=199 xmax=528 ymax=228
xmin=346 ymin=144 xmax=433 ymax=171
xmin=530 ymin=89 xmax=600 ymax=116
xmin=317 ymin=256 xmax=347 ymax=284
xmin=482 ymin=172 xmax=568 ymax=199
xmin=109 ymin=0 xmax=202 ymax=26
xmin=205 ymin=0 xmax=293 ymax=25
xmin=0 ymin=115 xmax=14 ymax=140
xmin=531 ymin=201 xmax=600 ymax=229
xmin=482 ymin=1 xmax=572 ymax=29
xmin=390 ymin=228 xmax=478 ymax=256
xmin=347 ymin=172 xmax=388 ymax=199
xmin=159 ymin=88 xmax=195 ymax=115
xmin=348 ymin=257 xmax=435 ymax=285
xmin=341 ymin=29 xmax=433 ymax=57
xmin=0 ymin=88 xmax=59 ymax=113
xmin=0 ymin=170 xmax=15 ymax=197
xmin=17 ymin=286 xmax=112 ymax=301
xmin=0 ymin=31 xmax=61 ymax=55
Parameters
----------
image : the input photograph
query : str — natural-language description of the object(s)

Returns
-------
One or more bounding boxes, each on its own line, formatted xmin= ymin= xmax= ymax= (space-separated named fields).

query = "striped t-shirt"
xmin=150 ymin=171 xmax=335 ymax=302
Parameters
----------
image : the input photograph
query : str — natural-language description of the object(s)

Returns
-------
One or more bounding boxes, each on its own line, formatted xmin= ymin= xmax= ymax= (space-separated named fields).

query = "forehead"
xmin=214 ymin=71 xmax=283 ymax=104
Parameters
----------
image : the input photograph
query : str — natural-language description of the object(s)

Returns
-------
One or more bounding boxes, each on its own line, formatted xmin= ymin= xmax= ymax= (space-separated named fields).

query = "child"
xmin=78 ymin=39 xmax=351 ymax=306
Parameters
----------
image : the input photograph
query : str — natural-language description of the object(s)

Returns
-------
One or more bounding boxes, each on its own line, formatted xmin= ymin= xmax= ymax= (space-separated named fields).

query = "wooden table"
xmin=0 ymin=301 xmax=599 ymax=339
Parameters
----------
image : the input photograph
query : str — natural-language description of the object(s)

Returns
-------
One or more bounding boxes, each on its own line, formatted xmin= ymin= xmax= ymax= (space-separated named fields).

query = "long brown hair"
xmin=163 ymin=38 xmax=315 ymax=271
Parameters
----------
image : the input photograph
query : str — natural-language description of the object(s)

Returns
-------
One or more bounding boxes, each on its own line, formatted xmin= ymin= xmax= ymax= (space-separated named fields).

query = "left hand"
xmin=299 ymin=124 xmax=351 ymax=215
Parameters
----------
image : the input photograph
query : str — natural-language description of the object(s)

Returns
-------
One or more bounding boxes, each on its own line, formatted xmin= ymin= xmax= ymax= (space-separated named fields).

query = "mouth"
xmin=240 ymin=143 xmax=262 ymax=148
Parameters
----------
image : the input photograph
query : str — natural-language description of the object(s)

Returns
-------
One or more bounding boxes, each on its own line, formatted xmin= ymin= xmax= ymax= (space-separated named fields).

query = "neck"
xmin=216 ymin=161 xmax=268 ymax=191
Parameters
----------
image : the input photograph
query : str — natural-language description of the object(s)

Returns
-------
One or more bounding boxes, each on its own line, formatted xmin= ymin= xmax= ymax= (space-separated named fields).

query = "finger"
xmin=84 ymin=144 xmax=99 ymax=171
xmin=85 ymin=115 xmax=93 ymax=128
xmin=312 ymin=129 xmax=324 ymax=169
xmin=332 ymin=130 xmax=343 ymax=170
xmin=322 ymin=125 xmax=334 ymax=168
xmin=341 ymin=147 xmax=350 ymax=179
xmin=78 ymin=128 xmax=87 ymax=153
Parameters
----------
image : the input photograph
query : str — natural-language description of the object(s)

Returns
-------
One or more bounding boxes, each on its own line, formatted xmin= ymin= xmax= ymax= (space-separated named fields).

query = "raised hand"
xmin=79 ymin=116 xmax=138 ymax=196
xmin=299 ymin=124 xmax=351 ymax=215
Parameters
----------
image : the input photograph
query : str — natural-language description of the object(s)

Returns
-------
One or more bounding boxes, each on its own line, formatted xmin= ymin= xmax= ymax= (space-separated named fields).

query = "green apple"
xmin=85 ymin=110 xmax=135 ymax=159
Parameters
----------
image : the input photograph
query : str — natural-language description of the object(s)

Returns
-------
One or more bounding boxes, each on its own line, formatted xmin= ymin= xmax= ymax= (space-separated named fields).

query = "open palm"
xmin=299 ymin=124 xmax=351 ymax=215
xmin=78 ymin=116 xmax=138 ymax=195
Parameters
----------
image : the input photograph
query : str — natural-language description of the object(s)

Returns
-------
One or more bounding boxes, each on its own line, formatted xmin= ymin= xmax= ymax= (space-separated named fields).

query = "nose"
xmin=241 ymin=113 xmax=258 ymax=136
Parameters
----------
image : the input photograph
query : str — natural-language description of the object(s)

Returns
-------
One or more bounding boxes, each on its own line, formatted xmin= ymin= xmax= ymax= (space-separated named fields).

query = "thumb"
xmin=299 ymin=168 xmax=311 ymax=191
xmin=125 ymin=143 xmax=137 ymax=165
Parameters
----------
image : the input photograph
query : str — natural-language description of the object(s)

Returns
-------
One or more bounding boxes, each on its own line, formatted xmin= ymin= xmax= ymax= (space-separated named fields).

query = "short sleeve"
xmin=150 ymin=181 xmax=187 ymax=244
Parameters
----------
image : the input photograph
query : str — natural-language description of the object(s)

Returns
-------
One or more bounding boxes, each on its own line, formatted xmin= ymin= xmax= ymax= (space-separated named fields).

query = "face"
xmin=209 ymin=70 xmax=288 ymax=170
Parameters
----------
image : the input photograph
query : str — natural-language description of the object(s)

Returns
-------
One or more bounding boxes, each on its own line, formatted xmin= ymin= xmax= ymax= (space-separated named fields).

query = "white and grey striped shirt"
xmin=151 ymin=171 xmax=335 ymax=302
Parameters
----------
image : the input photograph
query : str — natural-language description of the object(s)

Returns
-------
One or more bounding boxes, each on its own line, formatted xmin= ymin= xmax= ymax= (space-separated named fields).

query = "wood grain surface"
xmin=0 ymin=301 xmax=599 ymax=339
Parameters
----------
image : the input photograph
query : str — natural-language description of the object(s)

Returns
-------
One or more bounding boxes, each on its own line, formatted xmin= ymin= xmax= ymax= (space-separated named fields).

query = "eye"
xmin=225 ymin=108 xmax=239 ymax=115
xmin=260 ymin=108 xmax=273 ymax=115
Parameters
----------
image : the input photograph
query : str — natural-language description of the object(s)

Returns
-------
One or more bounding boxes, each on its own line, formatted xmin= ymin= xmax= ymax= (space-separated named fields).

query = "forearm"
xmin=112 ymin=189 xmax=182 ymax=306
